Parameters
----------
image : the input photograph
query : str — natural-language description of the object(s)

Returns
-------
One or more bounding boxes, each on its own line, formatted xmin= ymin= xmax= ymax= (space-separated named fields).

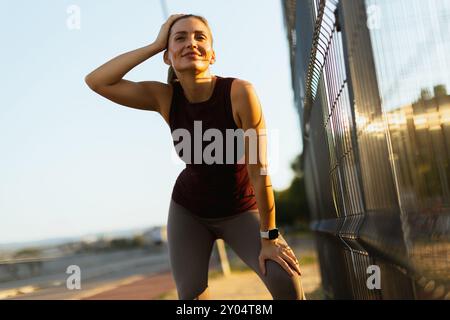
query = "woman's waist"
xmin=175 ymin=167 xmax=253 ymax=193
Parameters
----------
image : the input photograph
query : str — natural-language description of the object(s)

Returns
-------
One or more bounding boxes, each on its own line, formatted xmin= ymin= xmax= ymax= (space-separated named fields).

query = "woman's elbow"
xmin=84 ymin=74 xmax=95 ymax=90
xmin=84 ymin=75 xmax=98 ymax=91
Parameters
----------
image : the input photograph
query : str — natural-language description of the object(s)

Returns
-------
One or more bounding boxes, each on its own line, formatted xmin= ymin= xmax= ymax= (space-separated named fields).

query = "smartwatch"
xmin=260 ymin=228 xmax=279 ymax=240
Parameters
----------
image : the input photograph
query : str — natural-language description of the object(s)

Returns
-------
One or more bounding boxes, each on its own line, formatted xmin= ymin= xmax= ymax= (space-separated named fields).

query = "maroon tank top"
xmin=169 ymin=76 xmax=258 ymax=218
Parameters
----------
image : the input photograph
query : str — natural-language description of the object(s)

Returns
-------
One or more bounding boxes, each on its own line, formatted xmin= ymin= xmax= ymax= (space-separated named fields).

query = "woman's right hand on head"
xmin=153 ymin=14 xmax=186 ymax=52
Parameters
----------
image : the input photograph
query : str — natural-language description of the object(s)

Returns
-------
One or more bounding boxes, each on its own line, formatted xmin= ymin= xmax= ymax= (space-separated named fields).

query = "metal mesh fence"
xmin=282 ymin=0 xmax=450 ymax=299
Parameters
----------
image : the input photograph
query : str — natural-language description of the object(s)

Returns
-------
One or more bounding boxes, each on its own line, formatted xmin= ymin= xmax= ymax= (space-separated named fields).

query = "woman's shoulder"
xmin=228 ymin=77 xmax=261 ymax=128
xmin=229 ymin=77 xmax=257 ymax=104
xmin=220 ymin=76 xmax=253 ymax=86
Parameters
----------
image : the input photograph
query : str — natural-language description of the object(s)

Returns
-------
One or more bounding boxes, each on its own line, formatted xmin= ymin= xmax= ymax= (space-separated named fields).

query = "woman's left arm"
xmin=231 ymin=79 xmax=301 ymax=277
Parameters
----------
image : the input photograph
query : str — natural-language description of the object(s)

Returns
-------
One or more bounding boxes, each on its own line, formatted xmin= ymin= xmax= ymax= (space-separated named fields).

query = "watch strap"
xmin=260 ymin=228 xmax=279 ymax=239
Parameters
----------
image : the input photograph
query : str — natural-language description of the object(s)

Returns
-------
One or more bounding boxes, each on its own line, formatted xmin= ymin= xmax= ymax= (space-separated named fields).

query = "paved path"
xmin=83 ymin=272 xmax=175 ymax=300
xmin=160 ymin=263 xmax=322 ymax=300
xmin=81 ymin=234 xmax=323 ymax=300
xmin=3 ymin=233 xmax=322 ymax=300
xmin=79 ymin=261 xmax=322 ymax=300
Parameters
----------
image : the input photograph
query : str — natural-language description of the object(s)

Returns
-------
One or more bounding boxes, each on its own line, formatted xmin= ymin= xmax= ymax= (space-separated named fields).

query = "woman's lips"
xmin=184 ymin=53 xmax=200 ymax=59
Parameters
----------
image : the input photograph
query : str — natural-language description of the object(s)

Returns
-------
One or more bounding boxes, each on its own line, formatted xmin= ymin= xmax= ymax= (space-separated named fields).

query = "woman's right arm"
xmin=84 ymin=43 xmax=167 ymax=112
xmin=84 ymin=14 xmax=184 ymax=113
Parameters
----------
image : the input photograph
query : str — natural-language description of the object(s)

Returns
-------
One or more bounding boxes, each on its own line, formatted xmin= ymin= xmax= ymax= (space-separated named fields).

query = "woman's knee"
xmin=264 ymin=260 xmax=305 ymax=300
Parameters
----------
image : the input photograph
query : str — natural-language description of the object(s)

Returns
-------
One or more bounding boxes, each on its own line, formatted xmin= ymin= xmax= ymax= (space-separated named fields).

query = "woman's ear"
xmin=163 ymin=50 xmax=171 ymax=66
xmin=210 ymin=50 xmax=216 ymax=65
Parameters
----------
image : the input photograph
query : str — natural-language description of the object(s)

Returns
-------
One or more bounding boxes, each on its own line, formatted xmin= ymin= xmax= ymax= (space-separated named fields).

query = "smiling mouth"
xmin=183 ymin=54 xmax=202 ymax=60
xmin=184 ymin=53 xmax=200 ymax=57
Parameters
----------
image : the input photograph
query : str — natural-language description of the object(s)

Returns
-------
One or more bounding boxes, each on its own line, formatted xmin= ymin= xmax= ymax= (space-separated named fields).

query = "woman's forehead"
xmin=171 ymin=18 xmax=208 ymax=34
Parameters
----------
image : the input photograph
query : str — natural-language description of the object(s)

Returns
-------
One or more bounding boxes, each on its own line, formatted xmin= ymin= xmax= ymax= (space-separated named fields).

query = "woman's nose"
xmin=186 ymin=38 xmax=198 ymax=49
xmin=186 ymin=42 xmax=198 ymax=49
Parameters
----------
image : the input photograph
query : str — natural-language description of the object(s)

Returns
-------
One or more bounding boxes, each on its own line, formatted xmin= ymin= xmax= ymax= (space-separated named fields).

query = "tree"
xmin=274 ymin=153 xmax=310 ymax=227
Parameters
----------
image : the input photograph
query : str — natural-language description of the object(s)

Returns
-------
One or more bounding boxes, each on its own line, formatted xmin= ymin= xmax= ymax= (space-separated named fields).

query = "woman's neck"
xmin=177 ymin=70 xmax=216 ymax=103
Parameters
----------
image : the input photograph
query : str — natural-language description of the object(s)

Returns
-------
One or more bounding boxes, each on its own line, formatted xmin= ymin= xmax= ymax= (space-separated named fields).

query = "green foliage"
xmin=110 ymin=235 xmax=145 ymax=249
xmin=14 ymin=247 xmax=42 ymax=258
xmin=274 ymin=153 xmax=310 ymax=227
xmin=131 ymin=235 xmax=145 ymax=247
xmin=76 ymin=235 xmax=146 ymax=253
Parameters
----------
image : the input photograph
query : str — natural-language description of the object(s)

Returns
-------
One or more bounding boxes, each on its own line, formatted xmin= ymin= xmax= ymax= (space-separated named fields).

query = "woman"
xmin=85 ymin=14 xmax=305 ymax=300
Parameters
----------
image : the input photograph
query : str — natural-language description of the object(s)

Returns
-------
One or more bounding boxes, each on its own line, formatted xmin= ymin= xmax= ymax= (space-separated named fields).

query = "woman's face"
xmin=164 ymin=17 xmax=215 ymax=75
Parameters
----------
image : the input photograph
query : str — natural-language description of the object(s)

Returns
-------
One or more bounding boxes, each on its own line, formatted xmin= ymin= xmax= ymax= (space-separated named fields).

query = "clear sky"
xmin=0 ymin=0 xmax=303 ymax=244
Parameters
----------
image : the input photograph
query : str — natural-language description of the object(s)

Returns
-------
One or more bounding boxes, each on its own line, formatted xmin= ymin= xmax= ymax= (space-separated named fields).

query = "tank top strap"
xmin=217 ymin=77 xmax=239 ymax=130
xmin=171 ymin=80 xmax=183 ymax=101
xmin=169 ymin=81 xmax=182 ymax=129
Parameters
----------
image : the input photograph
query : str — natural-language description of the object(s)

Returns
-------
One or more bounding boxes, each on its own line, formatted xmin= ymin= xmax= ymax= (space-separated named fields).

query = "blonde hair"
xmin=166 ymin=15 xmax=214 ymax=84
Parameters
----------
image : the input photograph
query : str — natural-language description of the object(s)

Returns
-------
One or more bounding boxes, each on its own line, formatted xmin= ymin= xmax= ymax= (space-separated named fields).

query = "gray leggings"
xmin=167 ymin=199 xmax=306 ymax=300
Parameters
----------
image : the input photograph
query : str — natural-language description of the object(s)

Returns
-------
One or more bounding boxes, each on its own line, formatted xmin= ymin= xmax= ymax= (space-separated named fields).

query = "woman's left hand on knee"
xmin=258 ymin=236 xmax=302 ymax=277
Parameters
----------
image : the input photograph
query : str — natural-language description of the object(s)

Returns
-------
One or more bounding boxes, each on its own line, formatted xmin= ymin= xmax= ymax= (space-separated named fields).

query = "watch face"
xmin=268 ymin=229 xmax=279 ymax=240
